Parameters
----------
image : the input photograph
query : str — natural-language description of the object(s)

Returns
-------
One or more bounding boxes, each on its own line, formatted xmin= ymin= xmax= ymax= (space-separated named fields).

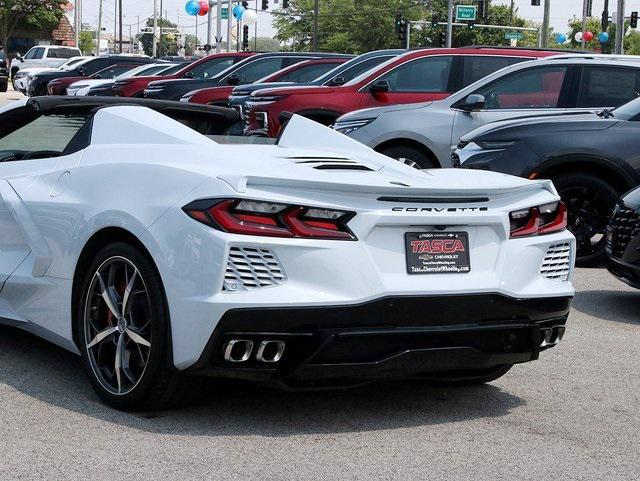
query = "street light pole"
xmin=615 ymin=0 xmax=625 ymax=53
xmin=312 ymin=0 xmax=319 ymax=50
xmin=118 ymin=0 xmax=123 ymax=54
xmin=216 ymin=0 xmax=222 ymax=53
xmin=96 ymin=0 xmax=102 ymax=56
xmin=541 ymin=0 xmax=551 ymax=48
xmin=446 ymin=0 xmax=453 ymax=48
xmin=152 ymin=0 xmax=158 ymax=57
xmin=581 ymin=0 xmax=588 ymax=48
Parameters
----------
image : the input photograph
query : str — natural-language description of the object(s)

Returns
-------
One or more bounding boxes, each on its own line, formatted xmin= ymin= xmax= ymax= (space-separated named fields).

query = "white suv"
xmin=10 ymin=45 xmax=82 ymax=79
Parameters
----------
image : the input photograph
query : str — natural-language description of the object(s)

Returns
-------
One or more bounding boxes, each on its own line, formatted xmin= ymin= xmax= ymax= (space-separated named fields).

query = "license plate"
xmin=405 ymin=231 xmax=470 ymax=274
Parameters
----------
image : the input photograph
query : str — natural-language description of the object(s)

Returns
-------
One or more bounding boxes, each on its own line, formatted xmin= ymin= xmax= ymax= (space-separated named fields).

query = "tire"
xmin=76 ymin=242 xmax=206 ymax=411
xmin=379 ymin=144 xmax=438 ymax=169
xmin=0 ymin=79 xmax=7 ymax=93
xmin=421 ymin=364 xmax=513 ymax=386
xmin=551 ymin=172 xmax=620 ymax=266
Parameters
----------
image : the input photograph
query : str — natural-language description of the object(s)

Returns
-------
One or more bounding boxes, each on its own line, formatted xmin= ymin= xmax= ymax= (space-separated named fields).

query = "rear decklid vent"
xmin=287 ymin=157 xmax=374 ymax=172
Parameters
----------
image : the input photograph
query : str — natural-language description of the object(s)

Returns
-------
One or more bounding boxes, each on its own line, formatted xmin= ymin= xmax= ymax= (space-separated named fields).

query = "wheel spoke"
xmin=87 ymin=326 xmax=117 ymax=349
xmin=122 ymin=268 xmax=138 ymax=316
xmin=96 ymin=272 xmax=121 ymax=319
xmin=114 ymin=333 xmax=125 ymax=394
xmin=125 ymin=327 xmax=150 ymax=348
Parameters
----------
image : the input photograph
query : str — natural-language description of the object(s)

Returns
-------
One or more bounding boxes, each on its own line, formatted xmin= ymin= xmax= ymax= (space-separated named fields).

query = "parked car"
xmin=0 ymin=50 xmax=8 ymax=92
xmin=48 ymin=62 xmax=158 ymax=96
xmin=181 ymin=56 xmax=354 ymax=108
xmin=145 ymin=52 xmax=347 ymax=101
xmin=0 ymin=98 xmax=574 ymax=410
xmin=336 ymin=57 xmax=640 ymax=169
xmin=245 ymin=47 xmax=560 ymax=138
xmin=10 ymin=45 xmax=81 ymax=79
xmin=607 ymin=187 xmax=640 ymax=288
xmin=112 ymin=52 xmax=251 ymax=98
xmin=67 ymin=63 xmax=175 ymax=96
xmin=13 ymin=56 xmax=89 ymax=93
xmin=28 ymin=55 xmax=154 ymax=96
xmin=452 ymin=91 xmax=640 ymax=264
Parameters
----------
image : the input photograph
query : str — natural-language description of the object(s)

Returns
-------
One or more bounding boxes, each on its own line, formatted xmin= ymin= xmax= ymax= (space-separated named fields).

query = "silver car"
xmin=334 ymin=57 xmax=640 ymax=168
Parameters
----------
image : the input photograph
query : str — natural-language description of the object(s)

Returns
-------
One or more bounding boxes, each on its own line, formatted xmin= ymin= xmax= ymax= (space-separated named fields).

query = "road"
xmin=0 ymin=91 xmax=639 ymax=480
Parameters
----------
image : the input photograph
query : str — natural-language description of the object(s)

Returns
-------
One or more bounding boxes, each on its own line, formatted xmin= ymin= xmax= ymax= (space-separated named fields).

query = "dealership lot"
xmin=0 ymin=268 xmax=638 ymax=479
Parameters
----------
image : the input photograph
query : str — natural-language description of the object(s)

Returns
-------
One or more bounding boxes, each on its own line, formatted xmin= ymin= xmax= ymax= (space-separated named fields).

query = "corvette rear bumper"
xmin=185 ymin=294 xmax=571 ymax=387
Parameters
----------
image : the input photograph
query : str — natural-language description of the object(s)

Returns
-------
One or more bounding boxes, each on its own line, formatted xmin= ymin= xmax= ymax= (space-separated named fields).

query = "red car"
xmin=47 ymin=62 xmax=147 ymax=95
xmin=183 ymin=57 xmax=352 ymax=106
xmin=245 ymin=47 xmax=562 ymax=137
xmin=112 ymin=52 xmax=253 ymax=97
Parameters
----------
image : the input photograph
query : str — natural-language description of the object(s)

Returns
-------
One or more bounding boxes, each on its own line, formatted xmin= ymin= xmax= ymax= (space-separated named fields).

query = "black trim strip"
xmin=378 ymin=196 xmax=489 ymax=203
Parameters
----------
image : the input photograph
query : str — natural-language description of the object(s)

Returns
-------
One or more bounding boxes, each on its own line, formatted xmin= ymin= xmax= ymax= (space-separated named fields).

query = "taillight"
xmin=183 ymin=199 xmax=356 ymax=240
xmin=509 ymin=201 xmax=567 ymax=238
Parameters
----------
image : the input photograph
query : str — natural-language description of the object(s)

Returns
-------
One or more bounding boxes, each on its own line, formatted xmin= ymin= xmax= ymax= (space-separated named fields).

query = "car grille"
xmin=608 ymin=204 xmax=640 ymax=259
xmin=223 ymin=246 xmax=286 ymax=292
xmin=540 ymin=243 xmax=572 ymax=282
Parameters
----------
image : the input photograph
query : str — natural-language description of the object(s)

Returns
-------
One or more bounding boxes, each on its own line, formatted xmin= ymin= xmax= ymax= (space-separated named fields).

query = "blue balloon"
xmin=599 ymin=32 xmax=610 ymax=43
xmin=555 ymin=33 xmax=567 ymax=44
xmin=185 ymin=0 xmax=200 ymax=15
xmin=233 ymin=4 xmax=245 ymax=20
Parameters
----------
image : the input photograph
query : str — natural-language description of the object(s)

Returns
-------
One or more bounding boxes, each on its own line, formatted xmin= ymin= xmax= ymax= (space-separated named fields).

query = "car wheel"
xmin=77 ymin=242 xmax=206 ymax=411
xmin=551 ymin=173 xmax=619 ymax=266
xmin=0 ymin=79 xmax=7 ymax=93
xmin=379 ymin=145 xmax=437 ymax=169
xmin=421 ymin=364 xmax=513 ymax=385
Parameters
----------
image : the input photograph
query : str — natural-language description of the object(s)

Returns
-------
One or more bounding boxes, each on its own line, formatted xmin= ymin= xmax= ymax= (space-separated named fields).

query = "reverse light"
xmin=510 ymin=201 xmax=567 ymax=238
xmin=183 ymin=199 xmax=356 ymax=240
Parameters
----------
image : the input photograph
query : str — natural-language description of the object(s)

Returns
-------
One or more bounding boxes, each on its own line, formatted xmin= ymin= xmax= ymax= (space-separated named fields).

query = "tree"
xmin=138 ymin=18 xmax=180 ymax=57
xmin=0 ymin=0 xmax=66 ymax=54
xmin=253 ymin=36 xmax=285 ymax=52
xmin=78 ymin=30 xmax=94 ymax=55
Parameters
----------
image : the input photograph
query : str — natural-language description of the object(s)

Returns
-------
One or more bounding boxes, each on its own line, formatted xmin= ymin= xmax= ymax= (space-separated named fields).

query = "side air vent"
xmin=314 ymin=164 xmax=373 ymax=171
xmin=540 ymin=243 xmax=572 ymax=282
xmin=223 ymin=247 xmax=286 ymax=292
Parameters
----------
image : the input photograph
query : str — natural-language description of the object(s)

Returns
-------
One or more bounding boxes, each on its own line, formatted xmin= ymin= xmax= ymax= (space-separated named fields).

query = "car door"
xmin=450 ymin=64 xmax=577 ymax=146
xmin=359 ymin=55 xmax=454 ymax=109
xmin=21 ymin=47 xmax=45 ymax=69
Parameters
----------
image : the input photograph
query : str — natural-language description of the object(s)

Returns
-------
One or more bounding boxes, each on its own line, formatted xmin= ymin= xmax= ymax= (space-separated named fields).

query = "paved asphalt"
xmin=0 ymin=90 xmax=639 ymax=480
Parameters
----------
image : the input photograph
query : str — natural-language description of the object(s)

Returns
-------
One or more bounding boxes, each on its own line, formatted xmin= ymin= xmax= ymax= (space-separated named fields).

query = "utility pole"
xmin=541 ymin=0 xmax=551 ymax=48
xmin=312 ymin=0 xmax=319 ymax=50
xmin=615 ymin=0 xmax=625 ymax=53
xmin=581 ymin=0 xmax=588 ymax=48
xmin=446 ymin=0 xmax=453 ymax=48
xmin=74 ymin=0 xmax=79 ymax=47
xmin=216 ymin=0 xmax=222 ymax=53
xmin=227 ymin=1 xmax=233 ymax=52
xmin=510 ymin=0 xmax=514 ymax=25
xmin=207 ymin=0 xmax=213 ymax=52
xmin=159 ymin=0 xmax=164 ymax=57
xmin=118 ymin=0 xmax=123 ymax=53
xmin=96 ymin=0 xmax=102 ymax=56
xmin=152 ymin=0 xmax=158 ymax=57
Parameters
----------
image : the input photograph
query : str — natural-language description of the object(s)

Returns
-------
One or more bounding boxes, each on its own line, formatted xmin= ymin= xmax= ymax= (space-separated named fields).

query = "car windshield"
xmin=608 ymin=96 xmax=640 ymax=120
xmin=158 ymin=63 xmax=187 ymax=76
xmin=62 ymin=57 xmax=93 ymax=71
xmin=343 ymin=54 xmax=404 ymax=86
xmin=115 ymin=64 xmax=171 ymax=80
xmin=58 ymin=57 xmax=86 ymax=70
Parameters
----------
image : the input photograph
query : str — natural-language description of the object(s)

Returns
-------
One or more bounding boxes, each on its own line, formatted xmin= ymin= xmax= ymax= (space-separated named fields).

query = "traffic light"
xmin=398 ymin=18 xmax=408 ymax=45
xmin=431 ymin=14 xmax=438 ymax=29
xmin=440 ymin=30 xmax=446 ymax=47
xmin=468 ymin=21 xmax=475 ymax=30
xmin=395 ymin=13 xmax=402 ymax=35
xmin=261 ymin=0 xmax=268 ymax=11
xmin=242 ymin=25 xmax=249 ymax=50
xmin=282 ymin=0 xmax=288 ymax=8
xmin=531 ymin=0 xmax=540 ymax=5
xmin=632 ymin=11 xmax=639 ymax=29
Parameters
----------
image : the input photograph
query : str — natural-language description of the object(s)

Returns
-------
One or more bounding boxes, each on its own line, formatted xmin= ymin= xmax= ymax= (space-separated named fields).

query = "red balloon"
xmin=583 ymin=31 xmax=594 ymax=41
xmin=198 ymin=0 xmax=209 ymax=16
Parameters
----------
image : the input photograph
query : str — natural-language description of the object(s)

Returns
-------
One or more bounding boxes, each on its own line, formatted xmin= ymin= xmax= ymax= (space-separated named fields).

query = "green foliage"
xmin=560 ymin=16 xmax=615 ymax=53
xmin=0 ymin=0 xmax=66 ymax=51
xmin=78 ymin=30 xmax=94 ymax=55
xmin=625 ymin=30 xmax=640 ymax=55
xmin=252 ymin=36 xmax=286 ymax=52
xmin=138 ymin=17 xmax=180 ymax=57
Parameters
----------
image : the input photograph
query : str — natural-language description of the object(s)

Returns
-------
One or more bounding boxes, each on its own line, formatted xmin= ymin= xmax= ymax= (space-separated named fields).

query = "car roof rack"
xmin=460 ymin=45 xmax=589 ymax=53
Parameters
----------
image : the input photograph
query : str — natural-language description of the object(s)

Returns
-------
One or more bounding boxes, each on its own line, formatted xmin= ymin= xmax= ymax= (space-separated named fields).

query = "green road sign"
xmin=505 ymin=31 xmax=525 ymax=40
xmin=455 ymin=5 xmax=477 ymax=21
xmin=221 ymin=7 xmax=229 ymax=20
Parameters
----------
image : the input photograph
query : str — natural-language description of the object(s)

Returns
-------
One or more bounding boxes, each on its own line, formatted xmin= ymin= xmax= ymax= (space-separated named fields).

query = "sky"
xmin=75 ymin=0 xmax=633 ymax=44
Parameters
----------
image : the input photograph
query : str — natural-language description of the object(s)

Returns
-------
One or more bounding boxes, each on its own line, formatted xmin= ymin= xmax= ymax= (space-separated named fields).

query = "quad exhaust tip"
xmin=223 ymin=339 xmax=285 ymax=363
xmin=540 ymin=326 xmax=565 ymax=349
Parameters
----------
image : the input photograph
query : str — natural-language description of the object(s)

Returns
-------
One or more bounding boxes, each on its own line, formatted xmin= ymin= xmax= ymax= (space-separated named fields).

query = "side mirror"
xmin=370 ymin=79 xmax=390 ymax=96
xmin=227 ymin=74 xmax=241 ymax=85
xmin=184 ymin=71 xmax=194 ymax=78
xmin=77 ymin=66 xmax=87 ymax=76
xmin=16 ymin=54 xmax=23 ymax=62
xmin=94 ymin=74 xmax=102 ymax=79
xmin=329 ymin=75 xmax=345 ymax=86
xmin=460 ymin=94 xmax=486 ymax=112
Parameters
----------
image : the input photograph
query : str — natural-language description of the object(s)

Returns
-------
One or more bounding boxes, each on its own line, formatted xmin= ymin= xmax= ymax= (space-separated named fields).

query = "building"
xmin=6 ymin=9 xmax=76 ymax=56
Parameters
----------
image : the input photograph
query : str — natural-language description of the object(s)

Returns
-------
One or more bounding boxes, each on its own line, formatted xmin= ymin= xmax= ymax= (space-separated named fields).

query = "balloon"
xmin=185 ymin=0 xmax=200 ymax=16
xmin=243 ymin=9 xmax=257 ymax=26
xmin=599 ymin=31 xmax=610 ymax=43
xmin=232 ymin=4 xmax=245 ymax=20
xmin=574 ymin=31 xmax=582 ymax=42
xmin=198 ymin=0 xmax=209 ymax=16
xmin=555 ymin=33 xmax=567 ymax=44
xmin=583 ymin=31 xmax=594 ymax=41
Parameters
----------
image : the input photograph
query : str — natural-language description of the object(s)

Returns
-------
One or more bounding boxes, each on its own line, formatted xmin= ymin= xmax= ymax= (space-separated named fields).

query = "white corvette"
xmin=0 ymin=96 xmax=575 ymax=411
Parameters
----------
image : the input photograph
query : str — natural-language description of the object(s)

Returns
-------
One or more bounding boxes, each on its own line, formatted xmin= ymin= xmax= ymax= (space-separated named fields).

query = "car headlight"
xmin=475 ymin=140 xmax=516 ymax=150
xmin=332 ymin=118 xmax=375 ymax=135
xmin=179 ymin=96 xmax=191 ymax=103
xmin=247 ymin=95 xmax=284 ymax=106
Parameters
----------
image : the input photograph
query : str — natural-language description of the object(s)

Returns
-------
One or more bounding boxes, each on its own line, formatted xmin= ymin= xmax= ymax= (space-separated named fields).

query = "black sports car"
xmin=453 ymin=97 xmax=640 ymax=264
xmin=606 ymin=187 xmax=640 ymax=288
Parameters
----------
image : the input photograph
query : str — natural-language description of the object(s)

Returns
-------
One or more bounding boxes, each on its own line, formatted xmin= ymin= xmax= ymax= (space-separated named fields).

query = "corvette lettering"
xmin=410 ymin=239 xmax=466 ymax=254
xmin=392 ymin=207 xmax=488 ymax=213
